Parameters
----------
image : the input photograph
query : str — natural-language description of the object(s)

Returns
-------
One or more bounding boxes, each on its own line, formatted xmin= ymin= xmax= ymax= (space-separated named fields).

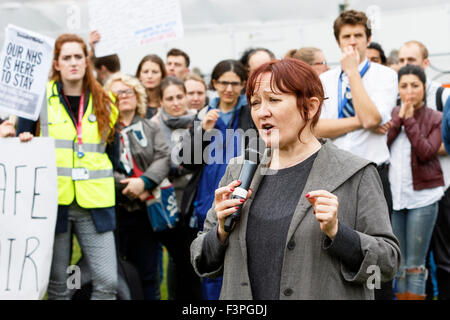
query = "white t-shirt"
xmin=426 ymin=80 xmax=450 ymax=111
xmin=320 ymin=58 xmax=398 ymax=165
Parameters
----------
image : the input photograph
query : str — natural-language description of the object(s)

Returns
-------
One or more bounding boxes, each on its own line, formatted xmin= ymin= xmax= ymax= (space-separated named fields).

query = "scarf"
xmin=158 ymin=108 xmax=195 ymax=167
xmin=159 ymin=107 xmax=195 ymax=130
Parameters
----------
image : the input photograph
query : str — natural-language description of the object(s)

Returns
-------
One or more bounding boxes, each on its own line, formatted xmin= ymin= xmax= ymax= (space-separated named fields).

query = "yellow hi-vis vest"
xmin=40 ymin=80 xmax=118 ymax=208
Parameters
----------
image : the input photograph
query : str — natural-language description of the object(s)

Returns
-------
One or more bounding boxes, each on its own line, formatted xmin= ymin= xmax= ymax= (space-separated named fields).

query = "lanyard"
xmin=62 ymin=92 xmax=86 ymax=158
xmin=76 ymin=93 xmax=85 ymax=144
xmin=338 ymin=60 xmax=370 ymax=118
xmin=119 ymin=126 xmax=133 ymax=175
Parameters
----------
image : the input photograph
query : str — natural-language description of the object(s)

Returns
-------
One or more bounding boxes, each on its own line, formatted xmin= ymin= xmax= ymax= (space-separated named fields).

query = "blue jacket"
xmin=442 ymin=97 xmax=450 ymax=154
xmin=179 ymin=95 xmax=256 ymax=228
xmin=194 ymin=95 xmax=247 ymax=229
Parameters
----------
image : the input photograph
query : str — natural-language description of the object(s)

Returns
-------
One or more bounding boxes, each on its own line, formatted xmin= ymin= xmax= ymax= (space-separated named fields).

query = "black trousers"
xmin=374 ymin=162 xmax=395 ymax=300
xmin=115 ymin=205 xmax=202 ymax=300
xmin=426 ymin=187 xmax=450 ymax=299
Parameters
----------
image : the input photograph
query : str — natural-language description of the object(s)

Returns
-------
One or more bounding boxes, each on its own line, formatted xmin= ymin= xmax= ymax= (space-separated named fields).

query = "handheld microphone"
xmin=224 ymin=142 xmax=262 ymax=233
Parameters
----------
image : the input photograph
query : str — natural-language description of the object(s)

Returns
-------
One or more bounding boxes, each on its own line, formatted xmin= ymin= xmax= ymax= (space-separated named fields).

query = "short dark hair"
xmin=239 ymin=48 xmax=275 ymax=69
xmin=367 ymin=42 xmax=387 ymax=65
xmin=167 ymin=48 xmax=190 ymax=67
xmin=398 ymin=64 xmax=426 ymax=85
xmin=333 ymin=10 xmax=371 ymax=42
xmin=93 ymin=54 xmax=121 ymax=73
xmin=210 ymin=59 xmax=247 ymax=90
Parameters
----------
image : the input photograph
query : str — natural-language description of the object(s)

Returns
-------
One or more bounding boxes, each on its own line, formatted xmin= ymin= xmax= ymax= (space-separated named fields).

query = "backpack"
xmin=436 ymin=86 xmax=444 ymax=111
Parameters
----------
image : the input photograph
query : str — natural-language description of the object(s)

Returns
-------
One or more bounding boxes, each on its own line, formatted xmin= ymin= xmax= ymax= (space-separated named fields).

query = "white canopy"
xmin=1 ymin=0 xmax=449 ymax=81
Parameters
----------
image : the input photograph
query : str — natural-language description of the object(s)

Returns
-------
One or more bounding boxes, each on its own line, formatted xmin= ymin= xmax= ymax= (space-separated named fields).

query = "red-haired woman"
xmin=17 ymin=34 xmax=119 ymax=299
xmin=190 ymin=58 xmax=400 ymax=300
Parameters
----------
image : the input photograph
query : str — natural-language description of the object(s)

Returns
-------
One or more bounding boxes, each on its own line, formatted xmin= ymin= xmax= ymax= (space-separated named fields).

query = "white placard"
xmin=89 ymin=0 xmax=184 ymax=57
xmin=0 ymin=137 xmax=58 ymax=300
xmin=0 ymin=25 xmax=54 ymax=121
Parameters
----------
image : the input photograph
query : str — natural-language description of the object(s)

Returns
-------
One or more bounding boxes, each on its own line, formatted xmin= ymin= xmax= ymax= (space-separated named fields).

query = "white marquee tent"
xmin=1 ymin=0 xmax=449 ymax=82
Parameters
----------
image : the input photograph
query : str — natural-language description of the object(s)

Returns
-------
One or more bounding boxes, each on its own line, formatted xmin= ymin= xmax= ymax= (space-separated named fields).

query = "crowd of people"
xmin=1 ymin=9 xmax=450 ymax=300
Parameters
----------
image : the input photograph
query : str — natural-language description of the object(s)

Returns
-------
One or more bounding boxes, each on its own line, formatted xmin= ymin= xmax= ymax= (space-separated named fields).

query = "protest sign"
xmin=89 ymin=0 xmax=184 ymax=57
xmin=0 ymin=137 xmax=58 ymax=300
xmin=0 ymin=25 xmax=54 ymax=121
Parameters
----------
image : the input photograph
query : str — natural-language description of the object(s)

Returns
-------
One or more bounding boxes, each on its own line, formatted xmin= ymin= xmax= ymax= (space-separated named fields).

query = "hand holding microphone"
xmin=215 ymin=180 xmax=253 ymax=244
xmin=215 ymin=140 xmax=263 ymax=243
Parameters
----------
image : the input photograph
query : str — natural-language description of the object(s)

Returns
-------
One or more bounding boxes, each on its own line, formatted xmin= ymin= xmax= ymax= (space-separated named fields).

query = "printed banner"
xmin=0 ymin=137 xmax=58 ymax=299
xmin=89 ymin=0 xmax=184 ymax=57
xmin=0 ymin=25 xmax=54 ymax=121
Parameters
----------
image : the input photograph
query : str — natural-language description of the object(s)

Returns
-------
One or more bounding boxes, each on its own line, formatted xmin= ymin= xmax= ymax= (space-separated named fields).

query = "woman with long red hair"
xmin=17 ymin=34 xmax=119 ymax=299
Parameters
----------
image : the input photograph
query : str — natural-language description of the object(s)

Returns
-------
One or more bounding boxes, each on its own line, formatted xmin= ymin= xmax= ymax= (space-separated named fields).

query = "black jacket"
xmin=179 ymin=104 xmax=256 ymax=226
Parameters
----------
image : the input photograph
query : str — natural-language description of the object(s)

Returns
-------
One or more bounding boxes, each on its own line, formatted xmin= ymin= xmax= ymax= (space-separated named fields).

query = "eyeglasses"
xmin=114 ymin=89 xmax=135 ymax=98
xmin=215 ymin=80 xmax=242 ymax=89
xmin=312 ymin=61 xmax=328 ymax=66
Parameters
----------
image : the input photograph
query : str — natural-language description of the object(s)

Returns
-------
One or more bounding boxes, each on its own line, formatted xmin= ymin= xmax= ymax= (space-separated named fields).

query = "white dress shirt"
xmin=426 ymin=80 xmax=450 ymax=111
xmin=426 ymin=80 xmax=450 ymax=190
xmin=389 ymin=126 xmax=444 ymax=210
xmin=319 ymin=58 xmax=398 ymax=165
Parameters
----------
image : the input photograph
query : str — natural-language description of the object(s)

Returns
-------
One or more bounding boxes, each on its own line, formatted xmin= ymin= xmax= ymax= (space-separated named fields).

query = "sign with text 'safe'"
xmin=0 ymin=137 xmax=58 ymax=299
xmin=88 ymin=0 xmax=184 ymax=57
xmin=0 ymin=25 xmax=54 ymax=121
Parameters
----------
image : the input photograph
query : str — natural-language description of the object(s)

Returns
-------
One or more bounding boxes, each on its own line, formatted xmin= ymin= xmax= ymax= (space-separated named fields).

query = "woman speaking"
xmin=190 ymin=58 xmax=400 ymax=300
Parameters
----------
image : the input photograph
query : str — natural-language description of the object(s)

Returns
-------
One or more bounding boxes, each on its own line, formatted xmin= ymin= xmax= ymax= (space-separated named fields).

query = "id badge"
xmin=72 ymin=168 xmax=90 ymax=181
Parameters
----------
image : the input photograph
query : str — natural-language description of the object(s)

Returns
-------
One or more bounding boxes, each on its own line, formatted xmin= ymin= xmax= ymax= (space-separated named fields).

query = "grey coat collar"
xmin=234 ymin=139 xmax=373 ymax=263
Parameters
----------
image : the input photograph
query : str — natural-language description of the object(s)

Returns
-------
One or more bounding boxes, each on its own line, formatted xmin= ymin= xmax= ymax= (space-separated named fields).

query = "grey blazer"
xmin=190 ymin=140 xmax=400 ymax=300
xmin=114 ymin=115 xmax=171 ymax=211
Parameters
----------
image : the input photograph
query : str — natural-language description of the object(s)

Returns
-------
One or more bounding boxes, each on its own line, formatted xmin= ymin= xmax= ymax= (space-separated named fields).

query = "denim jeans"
xmin=392 ymin=202 xmax=438 ymax=295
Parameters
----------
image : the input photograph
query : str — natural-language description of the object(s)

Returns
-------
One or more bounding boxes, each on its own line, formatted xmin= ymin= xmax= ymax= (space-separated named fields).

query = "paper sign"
xmin=89 ymin=0 xmax=184 ymax=57
xmin=0 ymin=137 xmax=58 ymax=300
xmin=0 ymin=25 xmax=54 ymax=121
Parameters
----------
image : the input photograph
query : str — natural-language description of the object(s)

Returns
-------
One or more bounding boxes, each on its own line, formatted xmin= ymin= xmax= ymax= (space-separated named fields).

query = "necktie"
xmin=341 ymin=87 xmax=355 ymax=118
xmin=338 ymin=60 xmax=370 ymax=118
